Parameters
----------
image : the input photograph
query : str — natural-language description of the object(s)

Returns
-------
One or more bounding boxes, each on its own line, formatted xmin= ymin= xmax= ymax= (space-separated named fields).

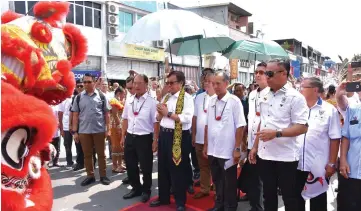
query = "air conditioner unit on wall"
xmin=108 ymin=26 xmax=119 ymax=36
xmin=107 ymin=3 xmax=118 ymax=14
xmin=153 ymin=40 xmax=165 ymax=48
xmin=108 ymin=14 xmax=119 ymax=25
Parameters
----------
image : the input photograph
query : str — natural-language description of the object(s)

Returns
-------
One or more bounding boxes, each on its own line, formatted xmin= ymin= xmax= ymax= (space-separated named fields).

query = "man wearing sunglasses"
xmin=239 ymin=62 xmax=269 ymax=211
xmin=249 ymin=59 xmax=309 ymax=211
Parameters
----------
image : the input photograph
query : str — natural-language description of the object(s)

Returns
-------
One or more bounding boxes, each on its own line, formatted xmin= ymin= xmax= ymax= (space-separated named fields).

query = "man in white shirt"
xmin=192 ymin=71 xmax=216 ymax=199
xmin=296 ymin=77 xmax=341 ymax=211
xmin=150 ymin=71 xmax=194 ymax=211
xmin=242 ymin=62 xmax=269 ymax=211
xmin=204 ymin=71 xmax=247 ymax=211
xmin=249 ymin=59 xmax=309 ymax=211
xmin=59 ymin=97 xmax=74 ymax=167
xmin=51 ymin=105 xmax=61 ymax=167
xmin=121 ymin=74 xmax=158 ymax=203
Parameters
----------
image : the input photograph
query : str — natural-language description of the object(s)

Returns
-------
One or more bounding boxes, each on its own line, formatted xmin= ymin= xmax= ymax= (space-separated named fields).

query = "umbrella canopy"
xmin=166 ymin=35 xmax=234 ymax=56
xmin=121 ymin=9 xmax=207 ymax=43
xmin=222 ymin=39 xmax=289 ymax=61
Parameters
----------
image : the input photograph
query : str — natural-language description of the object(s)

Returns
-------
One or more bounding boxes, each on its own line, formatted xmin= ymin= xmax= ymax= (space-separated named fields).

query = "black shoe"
xmin=193 ymin=171 xmax=200 ymax=181
xmin=187 ymin=185 xmax=195 ymax=194
xmin=149 ymin=200 xmax=170 ymax=207
xmin=122 ymin=177 xmax=130 ymax=184
xmin=177 ymin=206 xmax=185 ymax=211
xmin=80 ymin=177 xmax=95 ymax=186
xmin=123 ymin=189 xmax=142 ymax=199
xmin=141 ymin=192 xmax=151 ymax=203
xmin=100 ymin=176 xmax=111 ymax=185
xmin=66 ymin=163 xmax=74 ymax=167
xmin=73 ymin=164 xmax=84 ymax=171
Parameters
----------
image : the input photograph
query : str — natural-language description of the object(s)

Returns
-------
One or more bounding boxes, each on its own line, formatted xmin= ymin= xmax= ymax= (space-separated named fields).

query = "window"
xmin=119 ymin=11 xmax=133 ymax=33
xmin=14 ymin=1 xmax=38 ymax=16
xmin=66 ymin=1 xmax=102 ymax=28
xmin=136 ymin=14 xmax=143 ymax=21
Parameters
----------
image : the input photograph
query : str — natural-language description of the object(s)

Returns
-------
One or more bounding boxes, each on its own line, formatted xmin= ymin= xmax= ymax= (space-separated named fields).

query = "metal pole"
xmin=198 ymin=39 xmax=202 ymax=87
xmin=168 ymin=39 xmax=174 ymax=70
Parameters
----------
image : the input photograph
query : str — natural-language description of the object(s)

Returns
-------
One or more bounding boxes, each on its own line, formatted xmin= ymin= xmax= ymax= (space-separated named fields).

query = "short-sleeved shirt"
xmin=51 ymin=105 xmax=60 ymax=138
xmin=297 ymin=98 xmax=341 ymax=172
xmin=71 ymin=89 xmax=111 ymax=134
xmin=58 ymin=97 xmax=72 ymax=131
xmin=206 ymin=92 xmax=247 ymax=159
xmin=258 ymin=83 xmax=309 ymax=162
xmin=122 ymin=93 xmax=157 ymax=135
xmin=341 ymin=104 xmax=361 ymax=179
xmin=159 ymin=91 xmax=194 ymax=130
xmin=247 ymin=87 xmax=270 ymax=149
xmin=194 ymin=92 xmax=216 ymax=144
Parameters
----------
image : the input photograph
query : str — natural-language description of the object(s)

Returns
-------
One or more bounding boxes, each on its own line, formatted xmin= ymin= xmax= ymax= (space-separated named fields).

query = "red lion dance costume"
xmin=1 ymin=2 xmax=87 ymax=210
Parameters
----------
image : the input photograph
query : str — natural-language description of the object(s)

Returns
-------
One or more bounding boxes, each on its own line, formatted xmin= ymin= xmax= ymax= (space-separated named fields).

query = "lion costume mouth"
xmin=1 ymin=155 xmax=41 ymax=194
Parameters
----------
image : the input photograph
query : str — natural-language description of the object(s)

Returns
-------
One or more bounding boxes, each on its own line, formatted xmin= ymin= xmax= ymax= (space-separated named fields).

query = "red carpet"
xmin=120 ymin=168 xmax=245 ymax=211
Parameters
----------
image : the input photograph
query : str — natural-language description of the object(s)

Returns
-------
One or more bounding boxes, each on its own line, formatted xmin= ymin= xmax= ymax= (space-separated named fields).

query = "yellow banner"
xmin=125 ymin=44 xmax=165 ymax=62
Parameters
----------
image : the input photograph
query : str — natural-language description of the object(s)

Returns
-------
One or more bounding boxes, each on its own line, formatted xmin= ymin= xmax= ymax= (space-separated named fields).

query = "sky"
xmin=170 ymin=0 xmax=361 ymax=61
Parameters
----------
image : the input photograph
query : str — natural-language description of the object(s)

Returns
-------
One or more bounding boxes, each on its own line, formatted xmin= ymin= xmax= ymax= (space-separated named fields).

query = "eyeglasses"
xmin=255 ymin=70 xmax=265 ymax=75
xmin=300 ymin=86 xmax=314 ymax=90
xmin=265 ymin=70 xmax=284 ymax=78
xmin=83 ymin=81 xmax=92 ymax=84
xmin=166 ymin=81 xmax=179 ymax=86
xmin=77 ymin=85 xmax=84 ymax=88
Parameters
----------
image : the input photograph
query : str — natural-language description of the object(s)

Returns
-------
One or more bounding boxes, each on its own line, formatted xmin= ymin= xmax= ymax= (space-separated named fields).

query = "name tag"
xmin=350 ymin=120 xmax=359 ymax=125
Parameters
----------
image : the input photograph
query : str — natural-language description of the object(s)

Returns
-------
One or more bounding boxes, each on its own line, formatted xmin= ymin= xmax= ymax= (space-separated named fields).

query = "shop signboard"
xmin=72 ymin=70 xmax=101 ymax=80
xmin=229 ymin=59 xmax=238 ymax=79
xmin=108 ymin=40 xmax=165 ymax=62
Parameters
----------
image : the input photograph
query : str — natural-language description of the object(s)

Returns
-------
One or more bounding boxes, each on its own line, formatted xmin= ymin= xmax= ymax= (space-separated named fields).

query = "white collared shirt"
xmin=194 ymin=92 xmax=216 ymax=144
xmin=160 ymin=91 xmax=194 ymax=130
xmin=122 ymin=93 xmax=157 ymax=135
xmin=258 ymin=83 xmax=309 ymax=162
xmin=206 ymin=92 xmax=247 ymax=159
xmin=247 ymin=87 xmax=270 ymax=149
xmin=58 ymin=97 xmax=72 ymax=131
xmin=298 ymin=99 xmax=341 ymax=172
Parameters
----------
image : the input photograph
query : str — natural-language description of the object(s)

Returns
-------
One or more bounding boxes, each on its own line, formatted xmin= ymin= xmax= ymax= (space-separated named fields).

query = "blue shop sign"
xmin=72 ymin=70 xmax=101 ymax=80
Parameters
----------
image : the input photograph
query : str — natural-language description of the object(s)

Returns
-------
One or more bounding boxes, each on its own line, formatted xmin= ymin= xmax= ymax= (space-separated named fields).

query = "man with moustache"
xmin=150 ymin=71 xmax=194 ymax=211
xmin=204 ymin=71 xmax=247 ymax=211
xmin=192 ymin=71 xmax=217 ymax=199
xmin=121 ymin=74 xmax=159 ymax=203
xmin=249 ymin=59 xmax=309 ymax=211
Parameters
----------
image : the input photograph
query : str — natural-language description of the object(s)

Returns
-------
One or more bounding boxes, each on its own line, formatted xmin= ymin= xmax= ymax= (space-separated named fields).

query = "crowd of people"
xmin=49 ymin=59 xmax=361 ymax=211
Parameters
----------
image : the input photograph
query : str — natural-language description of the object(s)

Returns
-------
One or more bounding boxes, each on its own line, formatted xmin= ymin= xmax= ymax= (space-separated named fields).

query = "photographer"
xmin=335 ymin=81 xmax=361 ymax=211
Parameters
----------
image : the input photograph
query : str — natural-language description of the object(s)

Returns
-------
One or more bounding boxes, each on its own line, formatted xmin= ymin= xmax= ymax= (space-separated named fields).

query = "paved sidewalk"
xmin=51 ymin=140 xmax=338 ymax=211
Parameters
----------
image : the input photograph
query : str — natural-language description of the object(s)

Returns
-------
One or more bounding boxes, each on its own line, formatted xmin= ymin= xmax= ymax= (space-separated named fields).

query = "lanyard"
xmin=132 ymin=97 xmax=147 ymax=116
xmin=214 ymin=100 xmax=228 ymax=121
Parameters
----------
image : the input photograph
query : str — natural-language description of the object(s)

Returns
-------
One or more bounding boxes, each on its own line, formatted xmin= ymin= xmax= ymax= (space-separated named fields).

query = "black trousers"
xmin=191 ymin=145 xmax=200 ymax=173
xmin=63 ymin=131 xmax=74 ymax=166
xmin=209 ymin=156 xmax=238 ymax=211
xmin=296 ymin=170 xmax=327 ymax=211
xmin=75 ymin=141 xmax=84 ymax=166
xmin=51 ymin=137 xmax=60 ymax=164
xmin=124 ymin=133 xmax=153 ymax=194
xmin=258 ymin=158 xmax=299 ymax=211
xmin=158 ymin=128 xmax=192 ymax=207
xmin=238 ymin=153 xmax=264 ymax=211
xmin=337 ymin=177 xmax=361 ymax=211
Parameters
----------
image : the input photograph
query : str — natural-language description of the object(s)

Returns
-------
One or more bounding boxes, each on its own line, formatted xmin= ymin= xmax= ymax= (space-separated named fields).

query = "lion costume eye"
xmin=1 ymin=127 xmax=31 ymax=170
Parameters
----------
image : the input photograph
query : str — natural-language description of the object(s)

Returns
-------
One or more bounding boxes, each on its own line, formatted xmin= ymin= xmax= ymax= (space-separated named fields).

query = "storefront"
xmin=72 ymin=55 xmax=102 ymax=80
xmin=106 ymin=40 xmax=164 ymax=80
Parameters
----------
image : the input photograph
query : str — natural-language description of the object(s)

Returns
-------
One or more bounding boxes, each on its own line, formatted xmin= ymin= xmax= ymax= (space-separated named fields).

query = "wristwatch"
xmin=327 ymin=163 xmax=336 ymax=168
xmin=276 ymin=129 xmax=283 ymax=138
xmin=167 ymin=112 xmax=172 ymax=118
xmin=234 ymin=147 xmax=241 ymax=152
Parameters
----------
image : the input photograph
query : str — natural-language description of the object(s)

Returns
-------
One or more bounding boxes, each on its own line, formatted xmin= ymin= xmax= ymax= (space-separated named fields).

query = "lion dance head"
xmin=1 ymin=2 xmax=87 ymax=210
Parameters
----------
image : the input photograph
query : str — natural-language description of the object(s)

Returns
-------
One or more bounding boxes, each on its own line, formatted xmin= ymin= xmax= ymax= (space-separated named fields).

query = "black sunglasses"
xmin=265 ymin=70 xmax=284 ymax=78
xmin=77 ymin=85 xmax=84 ymax=88
xmin=83 ymin=81 xmax=93 ymax=84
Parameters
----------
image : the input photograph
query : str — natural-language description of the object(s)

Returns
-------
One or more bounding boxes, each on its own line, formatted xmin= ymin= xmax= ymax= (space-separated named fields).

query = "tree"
xmin=351 ymin=54 xmax=361 ymax=61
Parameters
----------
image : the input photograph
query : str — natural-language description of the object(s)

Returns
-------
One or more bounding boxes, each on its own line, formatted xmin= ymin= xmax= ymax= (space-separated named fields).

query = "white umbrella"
xmin=121 ymin=9 xmax=207 ymax=43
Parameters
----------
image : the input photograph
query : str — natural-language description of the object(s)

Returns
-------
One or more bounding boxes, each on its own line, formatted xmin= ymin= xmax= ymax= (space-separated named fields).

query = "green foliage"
xmin=351 ymin=54 xmax=361 ymax=61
